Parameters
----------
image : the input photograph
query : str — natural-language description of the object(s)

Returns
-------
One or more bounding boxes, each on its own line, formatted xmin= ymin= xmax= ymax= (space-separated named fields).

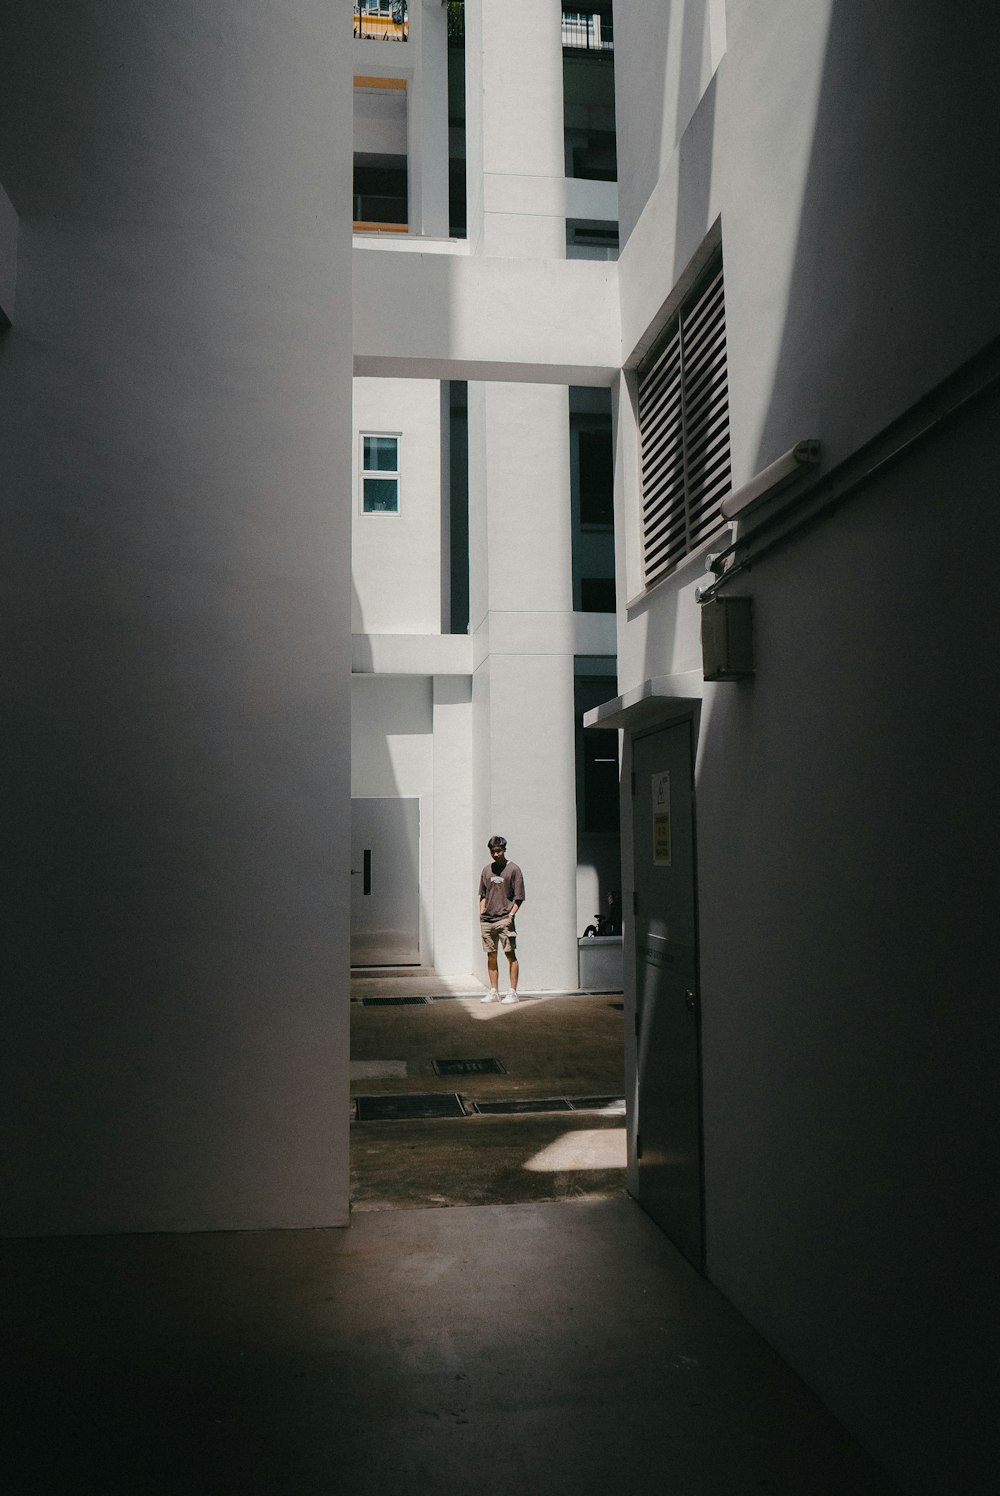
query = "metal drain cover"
xmin=360 ymin=996 xmax=427 ymax=1007
xmin=568 ymin=1096 xmax=626 ymax=1113
xmin=432 ymin=1057 xmax=507 ymax=1077
xmin=473 ymin=1098 xmax=572 ymax=1115
xmin=355 ymin=1093 xmax=466 ymax=1121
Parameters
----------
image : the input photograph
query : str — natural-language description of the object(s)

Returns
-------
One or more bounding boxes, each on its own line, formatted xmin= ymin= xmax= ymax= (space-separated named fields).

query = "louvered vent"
xmin=637 ymin=256 xmax=731 ymax=588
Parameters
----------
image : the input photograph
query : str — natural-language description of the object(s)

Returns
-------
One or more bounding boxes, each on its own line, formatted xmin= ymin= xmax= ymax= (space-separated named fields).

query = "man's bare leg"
xmin=499 ymin=951 xmax=519 ymax=1002
xmin=481 ymin=949 xmax=500 ymax=1000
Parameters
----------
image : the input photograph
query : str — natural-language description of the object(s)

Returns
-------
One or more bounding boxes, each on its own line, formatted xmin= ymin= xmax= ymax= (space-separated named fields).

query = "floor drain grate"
xmin=473 ymin=1098 xmax=572 ymax=1115
xmin=472 ymin=1096 xmax=625 ymax=1116
xmin=355 ymin=1093 xmax=466 ymax=1121
xmin=432 ymin=1057 xmax=507 ymax=1077
xmin=360 ymin=996 xmax=427 ymax=1007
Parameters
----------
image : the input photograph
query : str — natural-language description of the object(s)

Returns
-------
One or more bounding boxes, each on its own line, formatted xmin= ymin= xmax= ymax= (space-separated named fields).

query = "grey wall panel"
xmin=0 ymin=2 xmax=354 ymax=1234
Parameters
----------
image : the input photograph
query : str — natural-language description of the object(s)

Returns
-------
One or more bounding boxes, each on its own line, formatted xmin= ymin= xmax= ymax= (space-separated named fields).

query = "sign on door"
xmin=652 ymin=771 xmax=672 ymax=865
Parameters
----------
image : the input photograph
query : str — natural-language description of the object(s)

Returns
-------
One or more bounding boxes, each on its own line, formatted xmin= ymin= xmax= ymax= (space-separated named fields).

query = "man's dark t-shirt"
xmin=479 ymin=860 xmax=525 ymax=921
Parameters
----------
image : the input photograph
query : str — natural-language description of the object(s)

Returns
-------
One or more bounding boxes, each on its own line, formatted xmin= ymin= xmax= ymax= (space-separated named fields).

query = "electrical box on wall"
xmin=701 ymin=595 xmax=754 ymax=681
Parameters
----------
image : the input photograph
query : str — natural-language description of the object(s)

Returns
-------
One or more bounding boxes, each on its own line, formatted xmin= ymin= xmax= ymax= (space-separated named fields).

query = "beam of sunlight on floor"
xmin=523 ymin=1127 xmax=627 ymax=1172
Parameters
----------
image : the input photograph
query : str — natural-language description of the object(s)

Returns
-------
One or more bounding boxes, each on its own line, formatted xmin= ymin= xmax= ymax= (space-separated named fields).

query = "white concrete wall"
xmin=351 ymin=675 xmax=435 ymax=961
xmin=351 ymin=671 xmax=480 ymax=980
xmin=352 ymin=377 xmax=443 ymax=634
xmin=612 ymin=3 xmax=1000 ymax=1491
xmin=353 ymin=84 xmax=408 ymax=159
xmin=0 ymin=2 xmax=353 ymax=1235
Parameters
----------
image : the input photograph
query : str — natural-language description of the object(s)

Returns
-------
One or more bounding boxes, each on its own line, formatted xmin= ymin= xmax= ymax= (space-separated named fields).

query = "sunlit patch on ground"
xmin=522 ymin=1127 xmax=627 ymax=1172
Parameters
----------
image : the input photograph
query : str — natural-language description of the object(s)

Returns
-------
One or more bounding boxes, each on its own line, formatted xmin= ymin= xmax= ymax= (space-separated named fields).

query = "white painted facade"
xmin=4 ymin=5 xmax=995 ymax=1490
xmin=352 ymin=377 xmax=443 ymax=636
xmin=351 ymin=0 xmax=617 ymax=990
xmin=350 ymin=3 xmax=999 ymax=1491
xmin=598 ymin=6 xmax=1000 ymax=1496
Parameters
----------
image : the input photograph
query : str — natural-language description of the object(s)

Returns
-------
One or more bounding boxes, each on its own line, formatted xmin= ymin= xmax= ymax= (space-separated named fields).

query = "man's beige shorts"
xmin=481 ymin=917 xmax=516 ymax=954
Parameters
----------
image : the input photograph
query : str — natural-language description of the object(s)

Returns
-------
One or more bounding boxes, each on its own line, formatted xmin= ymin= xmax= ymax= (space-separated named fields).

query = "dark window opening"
xmin=570 ymin=389 xmax=615 ymax=613
xmin=448 ymin=382 xmax=469 ymax=634
xmin=567 ymin=219 xmax=619 ymax=260
xmin=448 ymin=5 xmax=467 ymax=237
xmin=353 ymin=155 xmax=408 ymax=227
xmin=583 ymin=728 xmax=619 ymax=832
xmin=580 ymin=577 xmax=616 ymax=613
xmin=578 ymin=425 xmax=614 ymax=527
xmin=570 ymin=133 xmax=617 ymax=181
xmin=563 ymin=8 xmax=617 ymax=184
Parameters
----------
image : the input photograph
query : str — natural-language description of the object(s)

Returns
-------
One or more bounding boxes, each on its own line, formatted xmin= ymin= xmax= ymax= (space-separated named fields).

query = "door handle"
xmin=363 ymin=849 xmax=372 ymax=896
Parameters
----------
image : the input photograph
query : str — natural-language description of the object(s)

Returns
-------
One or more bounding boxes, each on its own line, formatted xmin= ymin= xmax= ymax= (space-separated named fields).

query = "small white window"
xmin=361 ymin=433 xmax=400 ymax=513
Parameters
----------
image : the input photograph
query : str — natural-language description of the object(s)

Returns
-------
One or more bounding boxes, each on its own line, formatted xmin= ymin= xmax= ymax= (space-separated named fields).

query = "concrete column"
xmin=432 ymin=675 xmax=477 ymax=975
xmin=410 ymin=0 xmax=451 ymax=237
xmin=468 ymin=380 xmax=579 ymax=990
xmin=465 ymin=0 xmax=566 ymax=258
xmin=480 ymin=650 xmax=579 ymax=991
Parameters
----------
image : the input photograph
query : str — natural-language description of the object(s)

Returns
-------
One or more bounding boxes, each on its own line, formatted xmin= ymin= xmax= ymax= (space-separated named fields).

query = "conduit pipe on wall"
xmin=720 ymin=440 xmax=821 ymax=520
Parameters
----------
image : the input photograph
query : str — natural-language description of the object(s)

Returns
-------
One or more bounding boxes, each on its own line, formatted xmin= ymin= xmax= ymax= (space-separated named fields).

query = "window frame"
xmin=359 ymin=431 xmax=402 ymax=515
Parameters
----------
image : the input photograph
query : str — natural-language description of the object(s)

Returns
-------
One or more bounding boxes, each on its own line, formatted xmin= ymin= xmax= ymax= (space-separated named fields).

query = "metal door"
xmin=350 ymin=797 xmax=420 ymax=966
xmin=632 ymin=719 xmax=704 ymax=1269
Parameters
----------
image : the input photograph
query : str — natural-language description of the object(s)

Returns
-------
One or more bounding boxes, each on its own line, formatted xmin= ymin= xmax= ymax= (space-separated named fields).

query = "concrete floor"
xmin=1 ymin=1199 xmax=899 ymax=1495
xmin=1 ymin=974 xmax=900 ymax=1493
xmin=350 ymin=974 xmax=628 ymax=1211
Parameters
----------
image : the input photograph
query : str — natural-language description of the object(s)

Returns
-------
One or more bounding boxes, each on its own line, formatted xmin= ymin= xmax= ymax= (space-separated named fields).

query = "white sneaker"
xmin=500 ymin=990 xmax=519 ymax=1004
xmin=481 ymin=991 xmax=501 ymax=1003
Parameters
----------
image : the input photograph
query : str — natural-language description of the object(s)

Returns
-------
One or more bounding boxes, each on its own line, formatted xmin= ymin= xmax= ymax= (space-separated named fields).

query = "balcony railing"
xmin=442 ymin=5 xmax=612 ymax=53
xmin=562 ymin=12 xmax=614 ymax=53
xmin=354 ymin=3 xmax=408 ymax=43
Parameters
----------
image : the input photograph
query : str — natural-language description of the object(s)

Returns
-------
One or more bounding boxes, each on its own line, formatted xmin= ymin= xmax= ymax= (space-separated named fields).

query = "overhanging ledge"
xmin=583 ymin=671 xmax=704 ymax=731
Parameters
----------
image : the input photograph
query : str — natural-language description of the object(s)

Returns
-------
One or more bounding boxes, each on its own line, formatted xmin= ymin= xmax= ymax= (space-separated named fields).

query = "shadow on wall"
xmin=683 ymin=6 xmax=1000 ymax=1494
xmin=753 ymin=1 xmax=1000 ymax=473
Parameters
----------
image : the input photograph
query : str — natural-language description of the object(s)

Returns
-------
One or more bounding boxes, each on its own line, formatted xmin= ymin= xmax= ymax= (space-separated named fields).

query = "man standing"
xmin=478 ymin=836 xmax=525 ymax=1003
